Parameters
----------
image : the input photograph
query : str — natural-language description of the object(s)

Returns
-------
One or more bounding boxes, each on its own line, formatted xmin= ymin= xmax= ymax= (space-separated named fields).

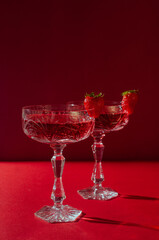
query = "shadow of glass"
xmin=82 ymin=216 xmax=159 ymax=231
xmin=119 ymin=193 xmax=159 ymax=201
xmin=80 ymin=193 xmax=159 ymax=230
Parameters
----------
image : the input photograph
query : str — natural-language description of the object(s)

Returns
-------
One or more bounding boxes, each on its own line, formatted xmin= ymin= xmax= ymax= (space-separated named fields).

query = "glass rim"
xmin=22 ymin=103 xmax=94 ymax=113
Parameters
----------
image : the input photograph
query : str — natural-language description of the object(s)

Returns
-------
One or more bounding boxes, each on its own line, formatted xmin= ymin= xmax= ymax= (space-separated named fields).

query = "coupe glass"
xmin=22 ymin=104 xmax=94 ymax=223
xmin=78 ymin=101 xmax=129 ymax=200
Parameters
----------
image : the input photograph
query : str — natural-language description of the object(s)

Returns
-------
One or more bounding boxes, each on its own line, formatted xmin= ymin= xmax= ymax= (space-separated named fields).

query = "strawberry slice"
xmin=84 ymin=92 xmax=104 ymax=118
xmin=121 ymin=90 xmax=139 ymax=115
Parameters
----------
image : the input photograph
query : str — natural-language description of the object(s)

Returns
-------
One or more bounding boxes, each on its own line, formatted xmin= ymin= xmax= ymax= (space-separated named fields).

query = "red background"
xmin=1 ymin=0 xmax=158 ymax=161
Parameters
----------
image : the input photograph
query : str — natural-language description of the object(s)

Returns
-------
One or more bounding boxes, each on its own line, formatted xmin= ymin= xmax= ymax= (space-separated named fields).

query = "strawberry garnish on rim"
xmin=121 ymin=90 xmax=139 ymax=115
xmin=84 ymin=92 xmax=104 ymax=118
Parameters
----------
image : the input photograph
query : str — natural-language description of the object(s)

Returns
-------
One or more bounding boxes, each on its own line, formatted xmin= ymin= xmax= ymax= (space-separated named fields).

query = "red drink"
xmin=22 ymin=104 xmax=95 ymax=223
xmin=23 ymin=114 xmax=94 ymax=144
xmin=95 ymin=113 xmax=127 ymax=131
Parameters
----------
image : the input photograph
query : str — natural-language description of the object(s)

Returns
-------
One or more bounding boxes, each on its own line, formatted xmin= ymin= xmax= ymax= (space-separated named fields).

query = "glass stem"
xmin=50 ymin=144 xmax=66 ymax=209
xmin=91 ymin=131 xmax=105 ymax=188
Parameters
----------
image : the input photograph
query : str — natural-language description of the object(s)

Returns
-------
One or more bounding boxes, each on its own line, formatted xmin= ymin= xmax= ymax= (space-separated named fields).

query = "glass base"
xmin=35 ymin=205 xmax=83 ymax=223
xmin=78 ymin=186 xmax=118 ymax=200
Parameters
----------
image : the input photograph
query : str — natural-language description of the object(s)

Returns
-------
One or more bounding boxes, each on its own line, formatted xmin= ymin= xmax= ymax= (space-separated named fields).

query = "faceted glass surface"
xmin=78 ymin=101 xmax=129 ymax=200
xmin=22 ymin=103 xmax=94 ymax=223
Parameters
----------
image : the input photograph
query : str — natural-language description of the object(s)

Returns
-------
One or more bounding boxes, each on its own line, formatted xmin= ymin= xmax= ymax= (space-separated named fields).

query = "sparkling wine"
xmin=23 ymin=114 xmax=94 ymax=144
xmin=95 ymin=113 xmax=127 ymax=131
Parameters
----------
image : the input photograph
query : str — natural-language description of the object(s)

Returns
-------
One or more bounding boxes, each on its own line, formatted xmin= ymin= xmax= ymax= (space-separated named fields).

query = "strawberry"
xmin=121 ymin=90 xmax=139 ymax=115
xmin=84 ymin=92 xmax=104 ymax=118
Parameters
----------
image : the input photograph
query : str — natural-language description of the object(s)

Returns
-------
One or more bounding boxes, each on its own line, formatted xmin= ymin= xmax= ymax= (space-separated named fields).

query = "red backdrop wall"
xmin=1 ymin=0 xmax=158 ymax=161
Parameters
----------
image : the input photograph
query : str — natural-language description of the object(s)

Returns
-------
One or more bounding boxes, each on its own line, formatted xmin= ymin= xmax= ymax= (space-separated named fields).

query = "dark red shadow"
xmin=119 ymin=193 xmax=159 ymax=201
xmin=81 ymin=193 xmax=159 ymax=231
xmin=82 ymin=216 xmax=159 ymax=231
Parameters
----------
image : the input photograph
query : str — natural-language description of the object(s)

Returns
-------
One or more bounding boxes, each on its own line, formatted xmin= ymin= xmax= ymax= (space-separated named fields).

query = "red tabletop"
xmin=1 ymin=161 xmax=159 ymax=240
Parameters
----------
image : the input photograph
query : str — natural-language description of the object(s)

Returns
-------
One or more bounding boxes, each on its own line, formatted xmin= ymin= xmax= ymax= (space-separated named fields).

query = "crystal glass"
xmin=22 ymin=103 xmax=94 ymax=223
xmin=78 ymin=101 xmax=129 ymax=200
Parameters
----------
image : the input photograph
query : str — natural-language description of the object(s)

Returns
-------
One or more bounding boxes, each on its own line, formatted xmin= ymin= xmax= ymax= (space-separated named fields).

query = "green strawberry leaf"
xmin=122 ymin=89 xmax=139 ymax=96
xmin=85 ymin=92 xmax=104 ymax=98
